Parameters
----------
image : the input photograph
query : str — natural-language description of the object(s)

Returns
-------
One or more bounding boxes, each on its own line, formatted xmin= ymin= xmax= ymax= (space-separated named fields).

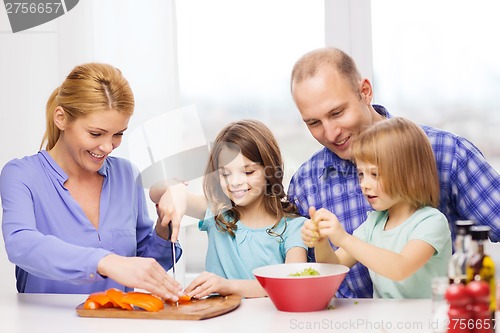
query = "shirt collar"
xmin=373 ymin=104 xmax=391 ymax=118
xmin=39 ymin=150 xmax=109 ymax=184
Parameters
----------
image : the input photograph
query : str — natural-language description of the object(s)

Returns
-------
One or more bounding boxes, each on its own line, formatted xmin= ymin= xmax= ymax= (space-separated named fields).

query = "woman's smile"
xmin=88 ymin=151 xmax=106 ymax=160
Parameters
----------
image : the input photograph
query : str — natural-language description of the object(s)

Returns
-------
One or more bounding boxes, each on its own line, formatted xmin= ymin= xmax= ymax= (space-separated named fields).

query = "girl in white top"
xmin=302 ymin=117 xmax=452 ymax=298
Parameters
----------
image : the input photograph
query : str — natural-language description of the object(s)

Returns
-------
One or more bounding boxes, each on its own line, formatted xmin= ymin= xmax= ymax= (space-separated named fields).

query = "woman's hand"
xmin=184 ymin=271 xmax=233 ymax=299
xmin=97 ymin=254 xmax=184 ymax=301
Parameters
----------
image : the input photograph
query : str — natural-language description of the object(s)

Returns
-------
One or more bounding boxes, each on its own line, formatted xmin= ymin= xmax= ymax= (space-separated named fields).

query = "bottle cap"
xmin=469 ymin=225 xmax=490 ymax=240
xmin=455 ymin=220 xmax=474 ymax=235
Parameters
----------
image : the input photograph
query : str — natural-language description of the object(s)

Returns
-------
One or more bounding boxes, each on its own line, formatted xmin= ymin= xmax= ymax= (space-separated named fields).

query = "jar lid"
xmin=455 ymin=220 xmax=474 ymax=235
xmin=469 ymin=225 xmax=490 ymax=240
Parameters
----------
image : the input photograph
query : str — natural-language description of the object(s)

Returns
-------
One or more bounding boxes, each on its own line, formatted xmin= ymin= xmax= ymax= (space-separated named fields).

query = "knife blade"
xmin=169 ymin=222 xmax=176 ymax=282
xmin=171 ymin=242 xmax=176 ymax=281
xmin=171 ymin=224 xmax=179 ymax=305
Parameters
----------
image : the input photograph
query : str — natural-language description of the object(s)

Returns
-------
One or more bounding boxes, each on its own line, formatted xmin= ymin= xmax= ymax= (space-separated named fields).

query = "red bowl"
xmin=253 ymin=263 xmax=349 ymax=312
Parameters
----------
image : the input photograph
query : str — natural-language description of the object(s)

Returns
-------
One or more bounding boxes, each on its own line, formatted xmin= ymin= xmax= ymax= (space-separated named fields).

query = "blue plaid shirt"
xmin=288 ymin=105 xmax=500 ymax=298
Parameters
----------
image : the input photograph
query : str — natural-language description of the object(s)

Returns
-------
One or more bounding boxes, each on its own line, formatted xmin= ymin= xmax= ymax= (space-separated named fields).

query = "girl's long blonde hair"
xmin=41 ymin=63 xmax=134 ymax=150
xmin=351 ymin=117 xmax=440 ymax=208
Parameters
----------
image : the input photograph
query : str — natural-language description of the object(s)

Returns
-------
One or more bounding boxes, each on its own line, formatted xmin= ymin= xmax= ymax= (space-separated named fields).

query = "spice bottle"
xmin=466 ymin=226 xmax=496 ymax=315
xmin=448 ymin=220 xmax=474 ymax=284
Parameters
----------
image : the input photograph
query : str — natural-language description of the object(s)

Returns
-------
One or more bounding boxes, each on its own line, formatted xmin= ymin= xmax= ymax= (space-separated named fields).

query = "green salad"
xmin=288 ymin=267 xmax=320 ymax=277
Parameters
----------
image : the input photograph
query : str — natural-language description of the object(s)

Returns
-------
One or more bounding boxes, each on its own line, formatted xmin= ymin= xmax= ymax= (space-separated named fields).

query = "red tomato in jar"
xmin=445 ymin=283 xmax=472 ymax=306
xmin=466 ymin=280 xmax=490 ymax=303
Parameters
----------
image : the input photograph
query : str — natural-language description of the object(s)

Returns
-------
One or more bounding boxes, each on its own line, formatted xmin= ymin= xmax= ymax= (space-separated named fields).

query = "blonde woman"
xmin=0 ymin=63 xmax=183 ymax=301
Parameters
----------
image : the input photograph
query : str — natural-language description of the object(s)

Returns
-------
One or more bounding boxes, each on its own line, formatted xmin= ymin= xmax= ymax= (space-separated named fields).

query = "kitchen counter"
xmin=1 ymin=292 xmax=497 ymax=333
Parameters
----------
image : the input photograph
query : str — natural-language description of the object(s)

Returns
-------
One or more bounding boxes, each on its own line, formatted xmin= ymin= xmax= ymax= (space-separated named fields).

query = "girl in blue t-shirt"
xmin=302 ymin=117 xmax=452 ymax=298
xmin=151 ymin=119 xmax=307 ymax=298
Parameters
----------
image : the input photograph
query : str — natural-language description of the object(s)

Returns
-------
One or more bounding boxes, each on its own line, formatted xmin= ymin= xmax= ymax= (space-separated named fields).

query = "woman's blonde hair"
xmin=41 ymin=63 xmax=134 ymax=150
xmin=351 ymin=117 xmax=440 ymax=208
xmin=203 ymin=119 xmax=298 ymax=237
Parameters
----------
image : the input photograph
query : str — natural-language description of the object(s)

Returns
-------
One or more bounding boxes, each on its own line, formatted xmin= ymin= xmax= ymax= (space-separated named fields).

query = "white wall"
xmin=0 ymin=5 xmax=58 ymax=292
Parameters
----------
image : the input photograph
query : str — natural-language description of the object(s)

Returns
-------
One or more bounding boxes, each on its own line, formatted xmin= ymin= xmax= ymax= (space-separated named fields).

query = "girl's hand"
xmin=184 ymin=271 xmax=233 ymax=299
xmin=301 ymin=215 xmax=321 ymax=247
xmin=153 ymin=181 xmax=188 ymax=243
xmin=97 ymin=254 xmax=184 ymax=301
xmin=310 ymin=207 xmax=348 ymax=246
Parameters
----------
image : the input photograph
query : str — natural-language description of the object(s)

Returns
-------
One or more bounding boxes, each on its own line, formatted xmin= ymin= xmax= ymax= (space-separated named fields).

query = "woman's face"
xmin=217 ymin=147 xmax=267 ymax=210
xmin=57 ymin=108 xmax=130 ymax=174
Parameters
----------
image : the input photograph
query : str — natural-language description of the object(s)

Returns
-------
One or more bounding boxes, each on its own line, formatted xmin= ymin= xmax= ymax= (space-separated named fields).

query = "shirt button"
xmin=90 ymin=273 xmax=95 ymax=278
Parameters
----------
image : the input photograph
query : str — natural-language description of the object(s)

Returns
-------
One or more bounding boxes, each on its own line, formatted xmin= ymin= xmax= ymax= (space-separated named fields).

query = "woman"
xmin=0 ymin=63 xmax=183 ymax=301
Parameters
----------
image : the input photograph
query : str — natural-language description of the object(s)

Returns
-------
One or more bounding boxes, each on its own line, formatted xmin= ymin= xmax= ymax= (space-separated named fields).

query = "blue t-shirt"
xmin=0 ymin=150 xmax=179 ymax=293
xmin=199 ymin=210 xmax=307 ymax=279
xmin=353 ymin=206 xmax=452 ymax=298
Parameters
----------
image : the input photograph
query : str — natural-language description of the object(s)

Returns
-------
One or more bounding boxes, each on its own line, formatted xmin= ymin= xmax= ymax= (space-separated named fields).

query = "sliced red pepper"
xmin=165 ymin=294 xmax=192 ymax=305
xmin=83 ymin=298 xmax=101 ymax=310
xmin=87 ymin=291 xmax=114 ymax=308
xmin=83 ymin=289 xmax=165 ymax=312
xmin=121 ymin=292 xmax=164 ymax=312
xmin=178 ymin=294 xmax=192 ymax=303
xmin=105 ymin=288 xmax=133 ymax=310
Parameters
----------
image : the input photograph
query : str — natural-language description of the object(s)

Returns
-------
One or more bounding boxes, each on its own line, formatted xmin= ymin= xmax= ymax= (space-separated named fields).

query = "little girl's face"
xmin=217 ymin=147 xmax=267 ymax=208
xmin=356 ymin=160 xmax=399 ymax=211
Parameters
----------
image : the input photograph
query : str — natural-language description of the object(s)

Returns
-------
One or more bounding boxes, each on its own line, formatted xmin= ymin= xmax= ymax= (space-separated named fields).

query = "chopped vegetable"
xmin=83 ymin=298 xmax=101 ymax=310
xmin=121 ymin=292 xmax=164 ymax=312
xmin=288 ymin=267 xmax=320 ymax=277
xmin=82 ymin=289 xmax=164 ymax=312
xmin=105 ymin=288 xmax=133 ymax=310
xmin=165 ymin=294 xmax=192 ymax=305
xmin=178 ymin=294 xmax=192 ymax=303
xmin=85 ymin=291 xmax=114 ymax=308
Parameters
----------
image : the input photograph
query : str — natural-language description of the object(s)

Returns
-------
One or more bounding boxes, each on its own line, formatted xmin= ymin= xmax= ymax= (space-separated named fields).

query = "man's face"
xmin=292 ymin=65 xmax=374 ymax=160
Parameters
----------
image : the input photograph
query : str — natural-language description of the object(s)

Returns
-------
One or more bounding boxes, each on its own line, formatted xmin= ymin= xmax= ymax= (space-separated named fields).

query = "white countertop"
xmin=0 ymin=292 xmax=497 ymax=333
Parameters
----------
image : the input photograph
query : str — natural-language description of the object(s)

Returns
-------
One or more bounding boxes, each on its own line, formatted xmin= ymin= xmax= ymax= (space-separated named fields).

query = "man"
xmin=287 ymin=47 xmax=500 ymax=298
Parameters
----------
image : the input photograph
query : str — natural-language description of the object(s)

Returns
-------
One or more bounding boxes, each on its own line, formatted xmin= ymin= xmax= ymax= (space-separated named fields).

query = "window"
xmin=176 ymin=0 xmax=324 ymax=179
xmin=371 ymin=0 xmax=500 ymax=171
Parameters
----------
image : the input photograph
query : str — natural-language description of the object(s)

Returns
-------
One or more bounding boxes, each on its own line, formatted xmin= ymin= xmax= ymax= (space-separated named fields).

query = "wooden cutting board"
xmin=76 ymin=294 xmax=242 ymax=320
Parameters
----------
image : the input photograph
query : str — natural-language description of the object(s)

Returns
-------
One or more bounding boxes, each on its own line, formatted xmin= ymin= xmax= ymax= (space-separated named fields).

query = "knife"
xmin=169 ymin=222 xmax=176 ymax=282
xmin=170 ymin=222 xmax=179 ymax=306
